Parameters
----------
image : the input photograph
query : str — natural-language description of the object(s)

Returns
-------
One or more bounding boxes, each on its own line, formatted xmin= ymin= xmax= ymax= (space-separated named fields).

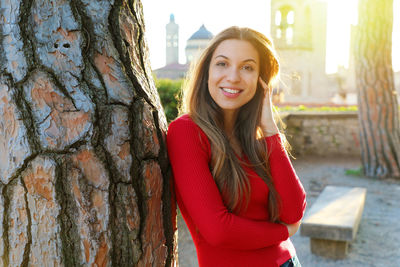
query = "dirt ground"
xmin=176 ymin=156 xmax=400 ymax=267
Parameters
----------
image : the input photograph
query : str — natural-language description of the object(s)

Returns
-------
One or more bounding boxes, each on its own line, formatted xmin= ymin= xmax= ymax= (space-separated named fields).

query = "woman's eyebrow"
xmin=243 ymin=59 xmax=257 ymax=64
xmin=215 ymin=55 xmax=229 ymax=59
xmin=214 ymin=55 xmax=257 ymax=63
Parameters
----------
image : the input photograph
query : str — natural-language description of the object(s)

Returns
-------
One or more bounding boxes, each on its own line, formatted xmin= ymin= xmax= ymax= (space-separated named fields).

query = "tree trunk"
xmin=0 ymin=0 xmax=177 ymax=266
xmin=355 ymin=0 xmax=400 ymax=178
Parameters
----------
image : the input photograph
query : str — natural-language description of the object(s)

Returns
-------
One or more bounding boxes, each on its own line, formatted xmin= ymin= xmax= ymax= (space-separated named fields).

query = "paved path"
xmin=177 ymin=156 xmax=400 ymax=267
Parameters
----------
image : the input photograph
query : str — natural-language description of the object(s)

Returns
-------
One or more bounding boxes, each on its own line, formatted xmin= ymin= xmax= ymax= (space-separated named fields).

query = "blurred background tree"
xmin=155 ymin=78 xmax=183 ymax=123
xmin=355 ymin=0 xmax=400 ymax=178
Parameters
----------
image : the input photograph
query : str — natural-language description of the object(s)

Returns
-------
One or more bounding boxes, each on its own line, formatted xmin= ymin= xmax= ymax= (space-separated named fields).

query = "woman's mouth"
xmin=220 ymin=87 xmax=242 ymax=98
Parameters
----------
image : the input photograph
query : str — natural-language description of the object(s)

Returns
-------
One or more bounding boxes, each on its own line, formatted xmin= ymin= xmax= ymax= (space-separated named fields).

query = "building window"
xmin=276 ymin=5 xmax=295 ymax=45
xmin=276 ymin=29 xmax=282 ymax=39
xmin=286 ymin=27 xmax=293 ymax=45
xmin=275 ymin=11 xmax=281 ymax=26
xmin=287 ymin=11 xmax=295 ymax=25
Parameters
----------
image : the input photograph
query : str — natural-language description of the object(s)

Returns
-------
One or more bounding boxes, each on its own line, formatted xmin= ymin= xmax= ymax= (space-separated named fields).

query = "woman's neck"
xmin=222 ymin=109 xmax=238 ymax=137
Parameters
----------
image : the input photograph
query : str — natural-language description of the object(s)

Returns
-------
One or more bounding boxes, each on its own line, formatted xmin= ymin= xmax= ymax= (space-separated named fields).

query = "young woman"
xmin=167 ymin=26 xmax=306 ymax=267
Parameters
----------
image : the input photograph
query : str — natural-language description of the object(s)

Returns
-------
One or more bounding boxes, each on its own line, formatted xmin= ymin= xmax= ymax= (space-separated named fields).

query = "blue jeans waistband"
xmin=280 ymin=255 xmax=301 ymax=267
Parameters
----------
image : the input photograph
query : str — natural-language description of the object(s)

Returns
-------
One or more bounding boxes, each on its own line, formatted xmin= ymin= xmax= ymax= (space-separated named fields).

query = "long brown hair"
xmin=181 ymin=26 xmax=281 ymax=222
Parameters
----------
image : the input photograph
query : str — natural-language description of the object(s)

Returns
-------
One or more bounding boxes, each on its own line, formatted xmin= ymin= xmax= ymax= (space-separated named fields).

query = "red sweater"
xmin=167 ymin=115 xmax=306 ymax=267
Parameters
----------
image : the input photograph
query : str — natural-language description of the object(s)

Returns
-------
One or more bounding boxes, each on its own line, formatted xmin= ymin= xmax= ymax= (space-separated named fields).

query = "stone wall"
xmin=281 ymin=112 xmax=361 ymax=157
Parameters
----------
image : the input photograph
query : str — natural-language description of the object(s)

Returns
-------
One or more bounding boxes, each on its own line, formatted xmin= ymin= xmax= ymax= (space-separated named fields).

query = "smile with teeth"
xmin=221 ymin=87 xmax=242 ymax=94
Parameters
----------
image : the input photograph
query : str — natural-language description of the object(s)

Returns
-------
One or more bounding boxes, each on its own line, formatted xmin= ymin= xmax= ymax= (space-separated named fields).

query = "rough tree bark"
xmin=355 ymin=0 xmax=400 ymax=178
xmin=0 ymin=0 xmax=177 ymax=266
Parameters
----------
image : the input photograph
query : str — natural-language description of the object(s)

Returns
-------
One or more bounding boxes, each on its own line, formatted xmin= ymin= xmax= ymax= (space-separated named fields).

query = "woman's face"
xmin=208 ymin=39 xmax=260 ymax=116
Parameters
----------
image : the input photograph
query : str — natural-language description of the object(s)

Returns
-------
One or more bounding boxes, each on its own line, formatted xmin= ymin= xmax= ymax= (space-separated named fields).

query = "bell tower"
xmin=271 ymin=0 xmax=331 ymax=101
xmin=166 ymin=14 xmax=179 ymax=65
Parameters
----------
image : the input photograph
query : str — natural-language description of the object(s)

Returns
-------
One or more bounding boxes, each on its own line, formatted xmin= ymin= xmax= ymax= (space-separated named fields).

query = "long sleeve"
xmin=266 ymin=134 xmax=307 ymax=224
xmin=167 ymin=117 xmax=289 ymax=250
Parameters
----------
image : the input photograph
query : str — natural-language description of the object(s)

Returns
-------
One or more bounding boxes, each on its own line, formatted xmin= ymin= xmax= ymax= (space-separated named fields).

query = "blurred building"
xmin=271 ymin=0 xmax=337 ymax=103
xmin=185 ymin=25 xmax=214 ymax=63
xmin=153 ymin=17 xmax=213 ymax=80
xmin=154 ymin=14 xmax=188 ymax=79
xmin=166 ymin=14 xmax=179 ymax=65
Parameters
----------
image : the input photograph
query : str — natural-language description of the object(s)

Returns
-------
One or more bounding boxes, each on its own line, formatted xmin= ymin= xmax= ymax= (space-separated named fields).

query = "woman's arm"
xmin=167 ymin=117 xmax=289 ymax=250
xmin=282 ymin=220 xmax=302 ymax=237
xmin=258 ymin=78 xmax=306 ymax=224
xmin=266 ymin=134 xmax=307 ymax=224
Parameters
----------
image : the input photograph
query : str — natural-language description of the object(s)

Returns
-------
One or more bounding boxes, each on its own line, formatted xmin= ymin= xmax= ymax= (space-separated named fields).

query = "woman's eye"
xmin=242 ymin=65 xmax=254 ymax=71
xmin=216 ymin=62 xmax=227 ymax=67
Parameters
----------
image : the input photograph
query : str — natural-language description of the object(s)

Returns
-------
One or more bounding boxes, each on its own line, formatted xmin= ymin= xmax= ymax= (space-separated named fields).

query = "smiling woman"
xmin=167 ymin=26 xmax=306 ymax=267
xmin=208 ymin=39 xmax=260 ymax=119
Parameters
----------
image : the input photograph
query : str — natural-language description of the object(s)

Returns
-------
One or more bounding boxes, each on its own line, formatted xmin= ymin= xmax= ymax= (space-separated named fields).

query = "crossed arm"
xmin=167 ymin=118 xmax=306 ymax=250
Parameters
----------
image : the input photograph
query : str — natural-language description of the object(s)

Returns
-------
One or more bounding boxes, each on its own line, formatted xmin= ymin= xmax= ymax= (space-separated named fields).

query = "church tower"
xmin=166 ymin=14 xmax=179 ymax=65
xmin=271 ymin=0 xmax=332 ymax=102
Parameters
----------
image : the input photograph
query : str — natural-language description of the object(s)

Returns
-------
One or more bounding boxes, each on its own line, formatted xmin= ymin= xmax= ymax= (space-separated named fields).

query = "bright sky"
xmin=142 ymin=0 xmax=400 ymax=74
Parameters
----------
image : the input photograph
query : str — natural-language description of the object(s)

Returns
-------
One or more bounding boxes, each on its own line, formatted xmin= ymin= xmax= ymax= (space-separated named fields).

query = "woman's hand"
xmin=282 ymin=220 xmax=302 ymax=237
xmin=259 ymin=77 xmax=279 ymax=136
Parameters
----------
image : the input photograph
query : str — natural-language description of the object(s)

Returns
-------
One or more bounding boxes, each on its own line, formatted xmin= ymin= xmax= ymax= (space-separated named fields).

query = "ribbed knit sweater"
xmin=167 ymin=115 xmax=306 ymax=267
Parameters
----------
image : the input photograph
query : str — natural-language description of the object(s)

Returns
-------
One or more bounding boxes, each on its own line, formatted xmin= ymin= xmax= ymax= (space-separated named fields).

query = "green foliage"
xmin=155 ymin=78 xmax=183 ymax=123
xmin=345 ymin=167 xmax=364 ymax=177
xmin=277 ymin=105 xmax=358 ymax=113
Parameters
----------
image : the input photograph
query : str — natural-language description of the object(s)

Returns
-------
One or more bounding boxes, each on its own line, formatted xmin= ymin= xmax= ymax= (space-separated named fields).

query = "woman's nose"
xmin=226 ymin=67 xmax=240 ymax=82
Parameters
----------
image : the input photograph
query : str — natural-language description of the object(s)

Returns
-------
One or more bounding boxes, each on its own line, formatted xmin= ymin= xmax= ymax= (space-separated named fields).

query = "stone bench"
xmin=300 ymin=185 xmax=367 ymax=259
